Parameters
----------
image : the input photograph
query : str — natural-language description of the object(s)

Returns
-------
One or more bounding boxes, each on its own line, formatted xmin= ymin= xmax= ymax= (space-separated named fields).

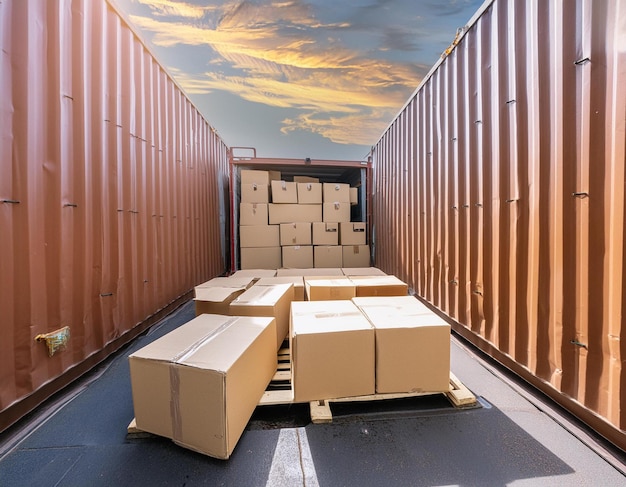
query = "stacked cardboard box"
xmin=239 ymin=170 xmax=281 ymax=269
xmin=239 ymin=169 xmax=369 ymax=269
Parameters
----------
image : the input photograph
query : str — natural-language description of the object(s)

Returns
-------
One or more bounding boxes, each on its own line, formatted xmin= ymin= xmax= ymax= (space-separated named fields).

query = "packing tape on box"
xmin=169 ymin=317 xmax=240 ymax=443
xmin=281 ymin=181 xmax=287 ymax=190
xmin=312 ymin=311 xmax=363 ymax=319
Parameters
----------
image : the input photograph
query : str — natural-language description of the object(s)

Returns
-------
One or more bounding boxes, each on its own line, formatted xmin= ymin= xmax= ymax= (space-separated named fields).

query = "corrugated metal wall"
xmin=372 ymin=0 xmax=626 ymax=449
xmin=0 ymin=0 xmax=229 ymax=431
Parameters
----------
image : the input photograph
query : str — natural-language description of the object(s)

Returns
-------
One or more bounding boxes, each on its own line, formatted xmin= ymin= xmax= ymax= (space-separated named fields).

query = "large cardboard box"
xmin=342 ymin=245 xmax=370 ymax=267
xmin=304 ymin=277 xmax=355 ymax=301
xmin=241 ymin=169 xmax=270 ymax=185
xmin=339 ymin=222 xmax=366 ymax=245
xmin=290 ymin=300 xmax=375 ymax=402
xmin=323 ymin=182 xmax=350 ymax=203
xmin=314 ymin=246 xmax=342 ymax=268
xmin=239 ymin=203 xmax=268 ymax=226
xmin=129 ymin=314 xmax=277 ymax=459
xmin=240 ymin=225 xmax=279 ymax=248
xmin=294 ymin=175 xmax=319 ymax=183
xmin=312 ymin=222 xmax=339 ymax=245
xmin=276 ymin=267 xmax=344 ymax=277
xmin=352 ymin=296 xmax=451 ymax=394
xmin=269 ymin=204 xmax=322 ymax=224
xmin=297 ymin=182 xmax=322 ymax=204
xmin=230 ymin=283 xmax=294 ymax=350
xmin=241 ymin=183 xmax=269 ymax=204
xmin=271 ymin=180 xmax=298 ymax=203
xmin=342 ymin=267 xmax=387 ymax=277
xmin=282 ymin=245 xmax=313 ymax=269
xmin=350 ymin=275 xmax=408 ymax=297
xmin=323 ymin=202 xmax=351 ymax=223
xmin=194 ymin=276 xmax=254 ymax=316
xmin=230 ymin=269 xmax=277 ymax=280
xmin=255 ymin=276 xmax=305 ymax=301
xmin=241 ymin=247 xmax=281 ymax=270
xmin=280 ymin=222 xmax=312 ymax=246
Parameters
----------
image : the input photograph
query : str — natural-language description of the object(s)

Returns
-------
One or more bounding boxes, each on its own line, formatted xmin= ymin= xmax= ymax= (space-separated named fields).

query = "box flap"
xmin=130 ymin=314 xmax=275 ymax=368
xmin=353 ymin=296 xmax=450 ymax=329
xmin=194 ymin=287 xmax=243 ymax=303
xmin=231 ymin=283 xmax=293 ymax=306
xmin=195 ymin=276 xmax=254 ymax=289
xmin=291 ymin=300 xmax=372 ymax=334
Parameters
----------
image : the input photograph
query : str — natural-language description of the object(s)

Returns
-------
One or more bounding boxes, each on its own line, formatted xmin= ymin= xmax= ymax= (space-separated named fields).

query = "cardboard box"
xmin=282 ymin=245 xmax=313 ymax=269
xmin=280 ymin=222 xmax=312 ymax=246
xmin=255 ymin=276 xmax=305 ymax=301
xmin=230 ymin=283 xmax=294 ymax=350
xmin=294 ymin=175 xmax=319 ymax=183
xmin=241 ymin=169 xmax=270 ymax=185
xmin=129 ymin=314 xmax=277 ymax=459
xmin=230 ymin=269 xmax=277 ymax=280
xmin=269 ymin=170 xmax=281 ymax=182
xmin=349 ymin=275 xmax=408 ymax=297
xmin=271 ymin=180 xmax=298 ymax=203
xmin=312 ymin=222 xmax=339 ymax=245
xmin=352 ymin=296 xmax=451 ymax=394
xmin=342 ymin=267 xmax=387 ymax=277
xmin=350 ymin=187 xmax=358 ymax=205
xmin=241 ymin=247 xmax=281 ymax=270
xmin=342 ymin=245 xmax=370 ymax=267
xmin=323 ymin=182 xmax=350 ymax=203
xmin=323 ymin=202 xmax=351 ymax=223
xmin=239 ymin=203 xmax=268 ymax=226
xmin=339 ymin=222 xmax=366 ymax=245
xmin=297 ymin=182 xmax=322 ymax=204
xmin=276 ymin=267 xmax=344 ymax=277
xmin=241 ymin=183 xmax=269 ymax=204
xmin=194 ymin=276 xmax=255 ymax=316
xmin=240 ymin=225 xmax=279 ymax=248
xmin=269 ymin=204 xmax=322 ymax=224
xmin=304 ymin=277 xmax=356 ymax=301
xmin=290 ymin=300 xmax=375 ymax=402
xmin=314 ymin=246 xmax=342 ymax=268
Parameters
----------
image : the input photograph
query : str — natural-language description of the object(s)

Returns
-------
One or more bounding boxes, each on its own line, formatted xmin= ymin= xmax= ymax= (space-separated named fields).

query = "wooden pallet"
xmin=307 ymin=372 xmax=477 ymax=424
xmin=259 ymin=345 xmax=478 ymax=423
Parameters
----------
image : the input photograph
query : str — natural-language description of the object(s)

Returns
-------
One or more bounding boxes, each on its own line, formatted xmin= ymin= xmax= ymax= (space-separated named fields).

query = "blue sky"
xmin=111 ymin=0 xmax=484 ymax=160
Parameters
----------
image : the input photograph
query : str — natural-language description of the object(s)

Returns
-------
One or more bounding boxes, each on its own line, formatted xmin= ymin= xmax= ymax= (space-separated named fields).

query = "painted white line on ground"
xmin=266 ymin=427 xmax=319 ymax=487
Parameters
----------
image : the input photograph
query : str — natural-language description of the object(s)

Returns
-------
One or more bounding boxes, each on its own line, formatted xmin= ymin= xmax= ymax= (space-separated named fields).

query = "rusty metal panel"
xmin=0 ymin=0 xmax=229 ymax=431
xmin=372 ymin=0 xmax=626 ymax=449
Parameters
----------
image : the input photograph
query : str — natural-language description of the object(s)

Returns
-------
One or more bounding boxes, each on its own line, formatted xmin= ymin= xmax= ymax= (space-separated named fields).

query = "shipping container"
xmin=2 ymin=0 xmax=626 ymax=453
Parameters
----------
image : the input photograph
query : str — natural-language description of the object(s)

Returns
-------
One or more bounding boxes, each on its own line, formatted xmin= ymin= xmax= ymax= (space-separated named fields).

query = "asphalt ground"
xmin=1 ymin=300 xmax=625 ymax=487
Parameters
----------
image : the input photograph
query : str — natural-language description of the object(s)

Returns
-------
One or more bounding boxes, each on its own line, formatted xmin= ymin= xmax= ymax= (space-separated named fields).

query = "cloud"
xmin=281 ymin=109 xmax=397 ymax=145
xmin=125 ymin=0 xmax=430 ymax=145
xmin=133 ymin=0 xmax=216 ymax=19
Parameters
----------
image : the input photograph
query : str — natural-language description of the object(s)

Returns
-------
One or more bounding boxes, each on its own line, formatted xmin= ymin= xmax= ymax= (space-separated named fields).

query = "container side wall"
xmin=0 ymin=0 xmax=229 ymax=431
xmin=371 ymin=0 xmax=626 ymax=448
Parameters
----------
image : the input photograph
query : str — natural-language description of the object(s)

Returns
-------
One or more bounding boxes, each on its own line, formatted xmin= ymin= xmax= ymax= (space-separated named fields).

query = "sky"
xmin=110 ymin=0 xmax=485 ymax=160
